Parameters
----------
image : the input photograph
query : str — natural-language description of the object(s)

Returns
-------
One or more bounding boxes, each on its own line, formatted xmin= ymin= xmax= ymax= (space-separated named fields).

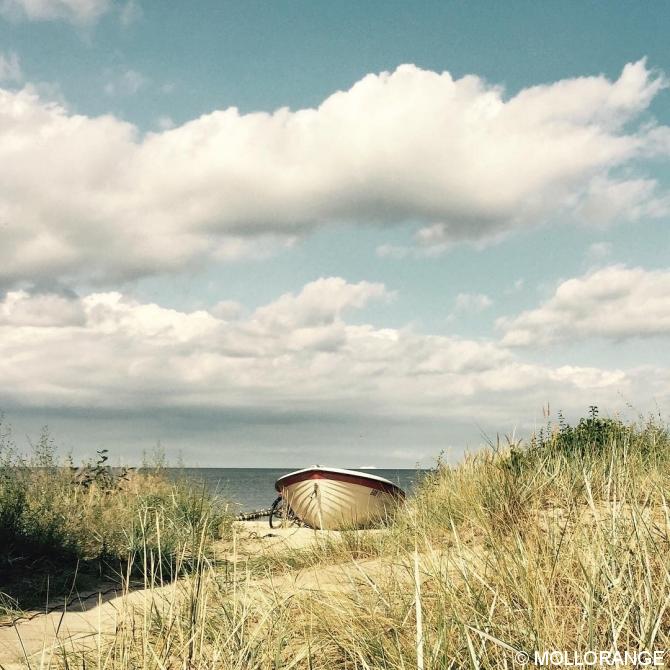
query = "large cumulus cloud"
xmin=0 ymin=60 xmax=667 ymax=285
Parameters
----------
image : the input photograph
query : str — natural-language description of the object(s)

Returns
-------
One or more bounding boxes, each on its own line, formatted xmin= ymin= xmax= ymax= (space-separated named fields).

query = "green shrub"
xmin=0 ymin=421 xmax=232 ymax=613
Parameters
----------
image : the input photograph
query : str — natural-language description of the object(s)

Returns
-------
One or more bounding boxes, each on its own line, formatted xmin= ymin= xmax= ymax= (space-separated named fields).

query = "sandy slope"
xmin=0 ymin=521 xmax=350 ymax=669
xmin=0 ymin=520 xmax=471 ymax=668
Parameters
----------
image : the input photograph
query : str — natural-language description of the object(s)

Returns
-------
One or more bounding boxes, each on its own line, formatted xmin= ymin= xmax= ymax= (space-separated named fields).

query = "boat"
xmin=274 ymin=466 xmax=405 ymax=530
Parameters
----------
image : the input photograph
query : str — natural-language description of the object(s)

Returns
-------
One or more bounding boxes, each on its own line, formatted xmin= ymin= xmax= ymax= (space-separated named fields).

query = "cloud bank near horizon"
xmin=2 ymin=275 xmax=661 ymax=430
xmin=0 ymin=60 xmax=668 ymax=287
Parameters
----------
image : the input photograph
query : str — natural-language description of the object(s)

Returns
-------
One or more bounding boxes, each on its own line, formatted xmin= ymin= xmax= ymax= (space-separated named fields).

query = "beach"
xmin=0 ymin=520 xmax=351 ymax=669
xmin=3 ymin=4 xmax=668 ymax=666
xmin=2 ymin=416 xmax=670 ymax=668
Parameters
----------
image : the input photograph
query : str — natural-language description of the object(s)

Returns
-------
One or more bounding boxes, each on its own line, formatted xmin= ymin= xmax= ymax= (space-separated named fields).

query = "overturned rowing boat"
xmin=274 ymin=466 xmax=405 ymax=530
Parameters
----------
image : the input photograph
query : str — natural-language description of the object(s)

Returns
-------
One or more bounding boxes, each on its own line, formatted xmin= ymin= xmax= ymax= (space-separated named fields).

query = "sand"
xmin=0 ymin=520 xmax=363 ymax=669
xmin=226 ymin=518 xmax=359 ymax=555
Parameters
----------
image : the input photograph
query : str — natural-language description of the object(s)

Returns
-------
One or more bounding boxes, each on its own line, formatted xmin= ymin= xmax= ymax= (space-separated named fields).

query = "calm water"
xmin=169 ymin=468 xmax=427 ymax=512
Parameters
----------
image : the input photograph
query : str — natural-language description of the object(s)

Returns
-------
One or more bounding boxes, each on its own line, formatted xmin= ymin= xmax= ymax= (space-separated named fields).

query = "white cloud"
xmin=505 ymin=278 xmax=525 ymax=294
xmin=0 ymin=51 xmax=21 ymax=83
xmin=103 ymin=68 xmax=145 ymax=96
xmin=498 ymin=265 xmax=670 ymax=346
xmin=375 ymin=243 xmax=410 ymax=260
xmin=0 ymin=278 xmax=639 ymax=424
xmin=575 ymin=175 xmax=669 ymax=227
xmin=23 ymin=80 xmax=67 ymax=105
xmin=156 ymin=115 xmax=174 ymax=130
xmin=374 ymin=239 xmax=450 ymax=259
xmin=210 ymin=300 xmax=243 ymax=320
xmin=119 ymin=0 xmax=140 ymax=26
xmin=453 ymin=292 xmax=493 ymax=314
xmin=253 ymin=277 xmax=392 ymax=330
xmin=586 ymin=241 xmax=612 ymax=262
xmin=0 ymin=290 xmax=85 ymax=326
xmin=210 ymin=234 xmax=297 ymax=262
xmin=0 ymin=0 xmax=111 ymax=23
xmin=0 ymin=60 xmax=668 ymax=286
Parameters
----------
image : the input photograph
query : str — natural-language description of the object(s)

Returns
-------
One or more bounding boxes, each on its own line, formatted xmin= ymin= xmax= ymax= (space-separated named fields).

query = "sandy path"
xmin=0 ymin=522 xmax=347 ymax=669
xmin=0 ymin=582 xmax=179 ymax=670
xmin=0 ymin=522 xmax=470 ymax=668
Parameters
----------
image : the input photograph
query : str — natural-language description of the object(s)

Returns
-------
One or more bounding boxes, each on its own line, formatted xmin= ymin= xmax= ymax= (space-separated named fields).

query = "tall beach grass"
xmin=4 ymin=409 xmax=670 ymax=668
xmin=0 ymin=421 xmax=232 ymax=617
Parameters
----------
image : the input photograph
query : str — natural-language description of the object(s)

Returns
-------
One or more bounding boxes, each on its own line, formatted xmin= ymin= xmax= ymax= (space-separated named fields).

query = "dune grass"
xmin=5 ymin=410 xmax=670 ymax=668
xmin=0 ymin=421 xmax=232 ymax=617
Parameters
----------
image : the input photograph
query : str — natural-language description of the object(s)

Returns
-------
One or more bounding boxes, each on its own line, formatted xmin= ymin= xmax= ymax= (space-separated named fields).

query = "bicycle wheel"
xmin=269 ymin=495 xmax=285 ymax=528
xmin=269 ymin=495 xmax=300 ymax=528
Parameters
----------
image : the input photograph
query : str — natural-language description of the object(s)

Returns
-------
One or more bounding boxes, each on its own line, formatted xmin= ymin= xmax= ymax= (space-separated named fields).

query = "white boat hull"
xmin=275 ymin=467 xmax=405 ymax=530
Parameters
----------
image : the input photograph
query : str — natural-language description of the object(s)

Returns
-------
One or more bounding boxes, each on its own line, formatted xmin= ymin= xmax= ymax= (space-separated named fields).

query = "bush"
xmin=0 ymin=421 xmax=232 ymax=613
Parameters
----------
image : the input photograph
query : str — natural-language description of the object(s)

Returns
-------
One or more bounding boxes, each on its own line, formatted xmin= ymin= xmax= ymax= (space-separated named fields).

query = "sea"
xmin=169 ymin=468 xmax=427 ymax=513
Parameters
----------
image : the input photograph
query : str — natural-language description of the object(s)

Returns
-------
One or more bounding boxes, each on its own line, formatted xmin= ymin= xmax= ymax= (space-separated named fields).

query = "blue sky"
xmin=0 ymin=1 xmax=669 ymax=466
xmin=4 ymin=1 xmax=670 ymax=124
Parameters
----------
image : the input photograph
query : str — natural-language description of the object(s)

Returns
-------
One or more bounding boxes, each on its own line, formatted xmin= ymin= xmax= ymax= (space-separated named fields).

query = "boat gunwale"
xmin=275 ymin=467 xmax=405 ymax=497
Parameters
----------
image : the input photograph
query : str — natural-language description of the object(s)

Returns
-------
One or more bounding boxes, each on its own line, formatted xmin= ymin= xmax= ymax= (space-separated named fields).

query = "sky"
xmin=1 ymin=0 xmax=670 ymax=467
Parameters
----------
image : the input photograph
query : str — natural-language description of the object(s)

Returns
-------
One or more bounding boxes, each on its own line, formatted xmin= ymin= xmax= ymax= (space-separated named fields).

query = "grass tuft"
xmin=0 ymin=421 xmax=232 ymax=616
